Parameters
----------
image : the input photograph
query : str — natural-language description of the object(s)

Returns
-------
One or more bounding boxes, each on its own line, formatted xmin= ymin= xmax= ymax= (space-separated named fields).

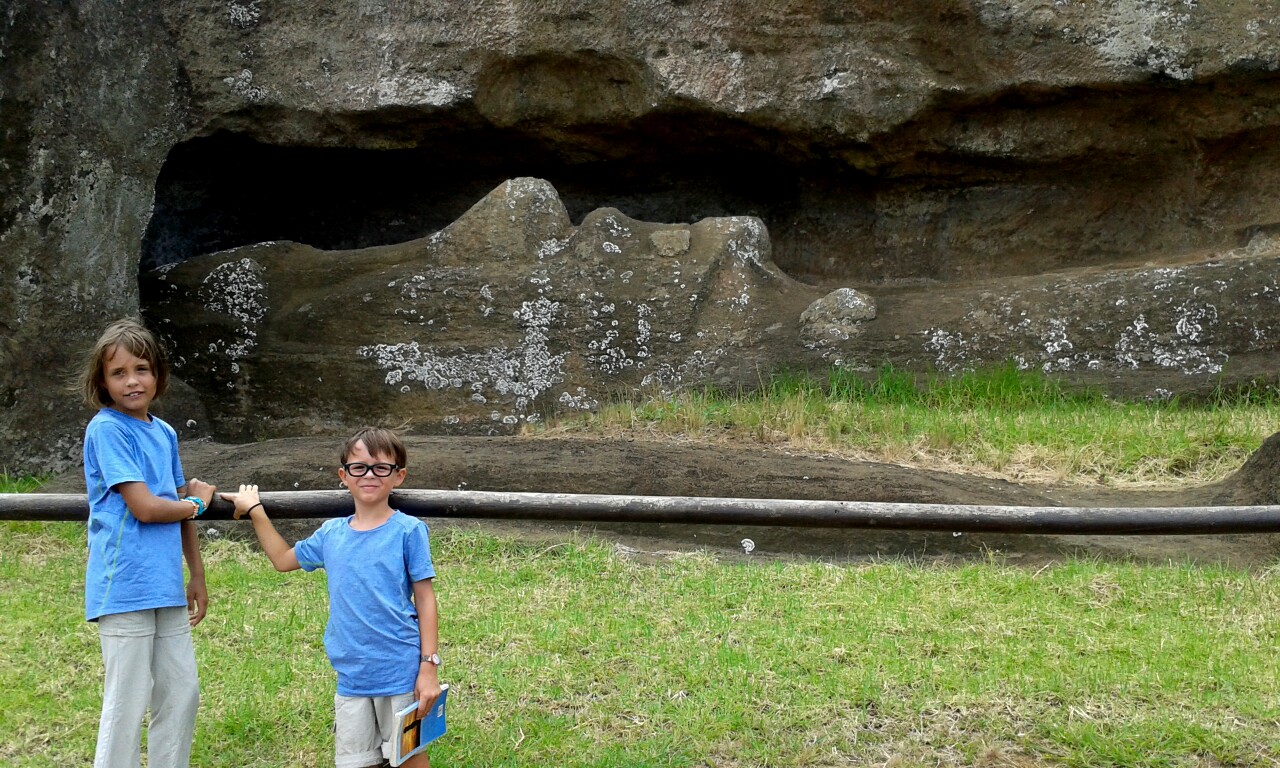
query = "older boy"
xmin=221 ymin=427 xmax=441 ymax=768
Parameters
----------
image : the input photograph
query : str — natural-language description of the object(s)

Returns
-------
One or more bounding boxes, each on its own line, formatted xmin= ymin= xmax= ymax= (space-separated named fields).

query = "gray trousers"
xmin=94 ymin=606 xmax=200 ymax=768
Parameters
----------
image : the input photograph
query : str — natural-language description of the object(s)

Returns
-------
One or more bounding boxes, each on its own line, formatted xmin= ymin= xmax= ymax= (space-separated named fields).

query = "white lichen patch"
xmin=600 ymin=214 xmax=635 ymax=241
xmin=640 ymin=349 xmax=721 ymax=396
xmin=1115 ymin=309 xmax=1224 ymax=375
xmin=1038 ymin=317 xmax=1075 ymax=372
xmin=223 ymin=69 xmax=270 ymax=102
xmin=924 ymin=328 xmax=974 ymax=372
xmin=558 ymin=388 xmax=598 ymax=411
xmin=199 ymin=258 xmax=267 ymax=361
xmin=227 ymin=0 xmax=261 ymax=28
xmin=502 ymin=178 xmax=568 ymax=222
xmin=395 ymin=267 xmax=476 ymax=304
xmin=537 ymin=237 xmax=571 ymax=260
xmin=358 ymin=296 xmax=568 ymax=420
xmin=723 ymin=217 xmax=768 ymax=267
xmin=375 ymin=75 xmax=470 ymax=107
xmin=579 ymin=290 xmax=656 ymax=376
xmin=800 ymin=288 xmax=877 ymax=360
xmin=913 ymin=257 xmax=1260 ymax=377
xmin=1087 ymin=0 xmax=1201 ymax=80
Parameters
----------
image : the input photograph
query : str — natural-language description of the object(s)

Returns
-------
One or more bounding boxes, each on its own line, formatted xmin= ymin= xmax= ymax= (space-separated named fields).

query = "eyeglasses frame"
xmin=341 ymin=462 xmax=402 ymax=478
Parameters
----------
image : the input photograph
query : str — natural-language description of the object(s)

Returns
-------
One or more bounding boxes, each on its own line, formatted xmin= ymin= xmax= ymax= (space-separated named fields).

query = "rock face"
xmin=816 ymin=234 xmax=1280 ymax=399
xmin=3 ymin=0 xmax=1280 ymax=470
xmin=146 ymin=179 xmax=1280 ymax=442
xmin=1 ymin=2 xmax=190 ymax=471
xmin=144 ymin=178 xmax=818 ymax=439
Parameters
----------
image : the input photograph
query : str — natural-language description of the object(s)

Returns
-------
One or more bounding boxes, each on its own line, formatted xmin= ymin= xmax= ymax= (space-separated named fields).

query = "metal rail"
xmin=3 ymin=490 xmax=1280 ymax=535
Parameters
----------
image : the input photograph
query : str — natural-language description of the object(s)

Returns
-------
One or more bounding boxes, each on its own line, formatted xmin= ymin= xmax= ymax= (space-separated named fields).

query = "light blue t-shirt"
xmin=293 ymin=511 xmax=436 ymax=697
xmin=83 ymin=408 xmax=187 ymax=622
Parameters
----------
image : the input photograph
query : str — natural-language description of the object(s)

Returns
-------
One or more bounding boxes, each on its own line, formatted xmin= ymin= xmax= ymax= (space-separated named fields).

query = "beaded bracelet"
xmin=183 ymin=496 xmax=206 ymax=519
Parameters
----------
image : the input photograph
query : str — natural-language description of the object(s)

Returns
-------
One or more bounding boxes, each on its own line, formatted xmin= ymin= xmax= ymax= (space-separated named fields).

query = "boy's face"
xmin=103 ymin=344 xmax=157 ymax=421
xmin=338 ymin=440 xmax=406 ymax=508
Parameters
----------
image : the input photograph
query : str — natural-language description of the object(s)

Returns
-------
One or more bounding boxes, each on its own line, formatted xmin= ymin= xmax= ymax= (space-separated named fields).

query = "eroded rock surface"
xmin=144 ymin=179 xmax=818 ymax=439
xmin=146 ymin=180 xmax=1280 ymax=439
xmin=823 ymin=236 xmax=1280 ymax=399
xmin=5 ymin=0 xmax=1280 ymax=470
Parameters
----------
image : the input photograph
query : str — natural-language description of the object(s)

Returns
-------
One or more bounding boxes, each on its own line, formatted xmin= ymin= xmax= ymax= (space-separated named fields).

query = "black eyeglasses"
xmin=342 ymin=462 xmax=400 ymax=477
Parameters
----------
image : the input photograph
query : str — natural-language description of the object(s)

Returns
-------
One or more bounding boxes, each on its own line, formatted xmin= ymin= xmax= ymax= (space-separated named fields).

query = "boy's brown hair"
xmin=341 ymin=426 xmax=408 ymax=468
xmin=78 ymin=318 xmax=171 ymax=410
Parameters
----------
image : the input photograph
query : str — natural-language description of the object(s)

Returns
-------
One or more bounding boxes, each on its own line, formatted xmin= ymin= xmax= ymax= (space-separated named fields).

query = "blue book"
xmin=390 ymin=684 xmax=449 ymax=766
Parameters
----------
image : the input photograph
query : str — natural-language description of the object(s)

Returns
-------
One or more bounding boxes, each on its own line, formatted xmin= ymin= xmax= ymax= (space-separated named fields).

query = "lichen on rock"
xmin=144 ymin=178 xmax=821 ymax=439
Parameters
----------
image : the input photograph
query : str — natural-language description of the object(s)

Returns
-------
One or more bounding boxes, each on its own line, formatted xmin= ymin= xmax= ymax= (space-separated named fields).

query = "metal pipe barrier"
xmin=3 ymin=490 xmax=1280 ymax=535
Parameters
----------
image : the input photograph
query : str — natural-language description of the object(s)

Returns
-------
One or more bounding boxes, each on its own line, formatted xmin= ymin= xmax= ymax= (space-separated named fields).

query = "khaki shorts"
xmin=333 ymin=690 xmax=416 ymax=768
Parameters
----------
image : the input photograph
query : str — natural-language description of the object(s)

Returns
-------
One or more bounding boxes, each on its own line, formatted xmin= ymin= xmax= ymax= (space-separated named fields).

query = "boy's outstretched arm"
xmin=413 ymin=578 xmax=443 ymax=713
xmin=219 ymin=484 xmax=301 ymax=572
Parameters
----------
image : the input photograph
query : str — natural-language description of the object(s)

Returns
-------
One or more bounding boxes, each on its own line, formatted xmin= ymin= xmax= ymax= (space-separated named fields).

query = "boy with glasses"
xmin=221 ymin=427 xmax=441 ymax=768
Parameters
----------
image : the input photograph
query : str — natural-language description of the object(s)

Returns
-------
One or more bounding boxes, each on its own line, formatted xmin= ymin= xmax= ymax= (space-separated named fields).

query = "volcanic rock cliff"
xmin=3 ymin=0 xmax=1279 ymax=470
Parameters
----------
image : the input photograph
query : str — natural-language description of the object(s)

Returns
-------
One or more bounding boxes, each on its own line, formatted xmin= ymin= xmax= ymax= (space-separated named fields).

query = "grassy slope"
xmin=1 ymin=525 xmax=1277 ymax=767
xmin=4 ymin=367 xmax=1278 ymax=766
xmin=530 ymin=366 xmax=1280 ymax=488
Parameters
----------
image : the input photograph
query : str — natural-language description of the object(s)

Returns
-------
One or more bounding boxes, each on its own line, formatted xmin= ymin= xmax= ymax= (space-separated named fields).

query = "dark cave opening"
xmin=140 ymin=96 xmax=1240 ymax=288
xmin=140 ymin=125 xmax=874 ymax=284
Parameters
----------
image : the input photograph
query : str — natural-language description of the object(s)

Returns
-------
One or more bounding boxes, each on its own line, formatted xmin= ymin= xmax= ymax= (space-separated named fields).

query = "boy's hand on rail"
xmin=219 ymin=484 xmax=263 ymax=520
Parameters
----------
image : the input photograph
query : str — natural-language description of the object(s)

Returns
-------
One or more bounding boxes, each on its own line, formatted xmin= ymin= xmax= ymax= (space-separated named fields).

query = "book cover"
xmin=390 ymin=684 xmax=449 ymax=767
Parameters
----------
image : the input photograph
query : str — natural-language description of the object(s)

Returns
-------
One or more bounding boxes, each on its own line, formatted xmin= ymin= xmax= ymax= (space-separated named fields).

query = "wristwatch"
xmin=420 ymin=652 xmax=442 ymax=666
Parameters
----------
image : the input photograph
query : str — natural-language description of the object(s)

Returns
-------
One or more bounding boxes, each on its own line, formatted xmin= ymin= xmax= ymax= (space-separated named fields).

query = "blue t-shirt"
xmin=83 ymin=408 xmax=187 ymax=621
xmin=293 ymin=511 xmax=436 ymax=697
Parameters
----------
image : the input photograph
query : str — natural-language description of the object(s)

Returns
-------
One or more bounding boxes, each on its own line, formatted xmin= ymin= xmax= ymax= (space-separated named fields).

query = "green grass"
xmin=0 ymin=471 xmax=47 ymax=494
xmin=1 ymin=525 xmax=1277 ymax=767
xmin=5 ymin=364 xmax=1279 ymax=764
xmin=530 ymin=364 xmax=1280 ymax=487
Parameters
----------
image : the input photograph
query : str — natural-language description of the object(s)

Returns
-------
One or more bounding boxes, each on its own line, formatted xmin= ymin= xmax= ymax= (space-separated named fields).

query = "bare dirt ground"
xmin=43 ymin=434 xmax=1280 ymax=568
